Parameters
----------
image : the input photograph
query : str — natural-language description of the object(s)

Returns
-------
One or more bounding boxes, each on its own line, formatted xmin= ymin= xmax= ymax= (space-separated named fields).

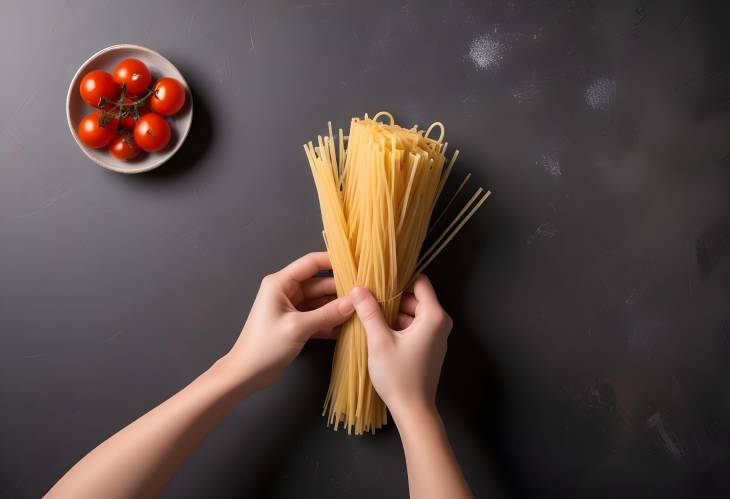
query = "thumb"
xmin=351 ymin=287 xmax=392 ymax=350
xmin=299 ymin=295 xmax=355 ymax=337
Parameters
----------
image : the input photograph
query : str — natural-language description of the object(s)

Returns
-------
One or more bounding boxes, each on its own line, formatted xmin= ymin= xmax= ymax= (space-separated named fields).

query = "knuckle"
xmin=361 ymin=307 xmax=380 ymax=324
xmin=261 ymin=273 xmax=277 ymax=288
xmin=430 ymin=308 xmax=452 ymax=330
xmin=282 ymin=278 xmax=298 ymax=297
xmin=304 ymin=252 xmax=318 ymax=265
xmin=442 ymin=311 xmax=454 ymax=330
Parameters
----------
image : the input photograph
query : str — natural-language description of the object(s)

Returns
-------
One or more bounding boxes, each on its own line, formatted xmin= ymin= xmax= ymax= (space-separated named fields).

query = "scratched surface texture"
xmin=1 ymin=0 xmax=729 ymax=498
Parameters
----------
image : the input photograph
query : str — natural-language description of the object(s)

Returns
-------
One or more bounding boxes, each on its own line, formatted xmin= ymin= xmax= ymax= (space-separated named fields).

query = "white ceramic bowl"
xmin=66 ymin=44 xmax=193 ymax=174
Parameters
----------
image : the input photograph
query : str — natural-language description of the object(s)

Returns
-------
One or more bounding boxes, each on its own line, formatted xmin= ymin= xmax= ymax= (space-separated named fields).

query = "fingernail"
xmin=338 ymin=296 xmax=355 ymax=315
xmin=350 ymin=287 xmax=368 ymax=305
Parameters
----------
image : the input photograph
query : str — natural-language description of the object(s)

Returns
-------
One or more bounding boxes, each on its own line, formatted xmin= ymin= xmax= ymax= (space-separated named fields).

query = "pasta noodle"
xmin=304 ymin=112 xmax=490 ymax=435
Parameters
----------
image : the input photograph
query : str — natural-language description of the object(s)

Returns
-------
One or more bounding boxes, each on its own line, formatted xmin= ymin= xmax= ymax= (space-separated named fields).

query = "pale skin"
xmin=46 ymin=252 xmax=472 ymax=499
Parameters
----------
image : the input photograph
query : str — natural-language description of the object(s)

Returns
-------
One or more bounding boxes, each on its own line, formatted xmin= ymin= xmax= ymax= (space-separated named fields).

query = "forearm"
xmin=46 ymin=356 xmax=251 ymax=499
xmin=393 ymin=404 xmax=473 ymax=499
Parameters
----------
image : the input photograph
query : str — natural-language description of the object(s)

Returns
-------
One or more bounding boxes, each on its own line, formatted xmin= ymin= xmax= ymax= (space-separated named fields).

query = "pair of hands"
xmin=45 ymin=251 xmax=465 ymax=499
xmin=221 ymin=252 xmax=452 ymax=417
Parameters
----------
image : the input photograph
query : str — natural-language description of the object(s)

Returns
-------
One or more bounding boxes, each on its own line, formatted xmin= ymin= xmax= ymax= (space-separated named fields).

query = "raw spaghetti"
xmin=304 ymin=112 xmax=489 ymax=435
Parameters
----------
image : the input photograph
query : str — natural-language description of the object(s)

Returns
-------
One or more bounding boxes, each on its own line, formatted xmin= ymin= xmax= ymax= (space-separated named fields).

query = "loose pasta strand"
xmin=428 ymin=172 xmax=472 ymax=234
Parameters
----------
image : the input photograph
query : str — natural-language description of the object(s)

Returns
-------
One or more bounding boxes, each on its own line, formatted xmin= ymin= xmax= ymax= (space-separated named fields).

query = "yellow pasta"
xmin=304 ymin=112 xmax=490 ymax=435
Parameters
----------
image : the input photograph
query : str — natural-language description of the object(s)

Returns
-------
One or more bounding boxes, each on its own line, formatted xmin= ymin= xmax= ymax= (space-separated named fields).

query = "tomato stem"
xmin=98 ymin=85 xmax=156 ymax=131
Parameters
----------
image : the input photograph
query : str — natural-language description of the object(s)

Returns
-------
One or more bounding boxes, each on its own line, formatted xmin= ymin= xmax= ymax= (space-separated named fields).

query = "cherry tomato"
xmin=116 ymin=96 xmax=150 ymax=130
xmin=113 ymin=58 xmax=151 ymax=95
xmin=78 ymin=111 xmax=118 ymax=148
xmin=149 ymin=77 xmax=186 ymax=116
xmin=134 ymin=113 xmax=171 ymax=152
xmin=79 ymin=70 xmax=119 ymax=108
xmin=108 ymin=134 xmax=141 ymax=161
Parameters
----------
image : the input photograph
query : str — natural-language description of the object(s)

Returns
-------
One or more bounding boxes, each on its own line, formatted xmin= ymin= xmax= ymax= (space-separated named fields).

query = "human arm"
xmin=46 ymin=252 xmax=354 ymax=499
xmin=351 ymin=275 xmax=473 ymax=499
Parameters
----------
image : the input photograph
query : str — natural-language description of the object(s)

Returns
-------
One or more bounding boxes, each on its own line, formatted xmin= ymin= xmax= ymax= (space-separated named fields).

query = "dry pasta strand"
xmin=304 ymin=112 xmax=489 ymax=435
xmin=428 ymin=172 xmax=472 ymax=234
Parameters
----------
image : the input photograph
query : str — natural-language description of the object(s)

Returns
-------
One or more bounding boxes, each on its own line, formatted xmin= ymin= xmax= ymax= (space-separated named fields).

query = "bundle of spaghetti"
xmin=304 ymin=111 xmax=490 ymax=435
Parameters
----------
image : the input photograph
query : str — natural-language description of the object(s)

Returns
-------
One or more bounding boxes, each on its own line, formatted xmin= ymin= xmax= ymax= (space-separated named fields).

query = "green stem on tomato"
xmin=98 ymin=85 xmax=156 ymax=130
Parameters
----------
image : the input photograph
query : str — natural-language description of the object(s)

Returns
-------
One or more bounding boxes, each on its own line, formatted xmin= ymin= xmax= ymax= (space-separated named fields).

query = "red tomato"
xmin=113 ymin=58 xmax=152 ymax=95
xmin=117 ymin=96 xmax=150 ymax=130
xmin=78 ymin=111 xmax=118 ymax=148
xmin=108 ymin=134 xmax=141 ymax=160
xmin=134 ymin=113 xmax=171 ymax=152
xmin=149 ymin=77 xmax=186 ymax=116
xmin=79 ymin=70 xmax=119 ymax=108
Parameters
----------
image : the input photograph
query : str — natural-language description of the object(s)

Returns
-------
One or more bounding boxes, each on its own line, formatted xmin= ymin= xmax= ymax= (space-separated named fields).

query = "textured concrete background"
xmin=1 ymin=1 xmax=729 ymax=497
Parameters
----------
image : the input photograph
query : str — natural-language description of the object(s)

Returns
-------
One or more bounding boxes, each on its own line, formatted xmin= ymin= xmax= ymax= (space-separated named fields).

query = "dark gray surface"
xmin=1 ymin=0 xmax=730 ymax=497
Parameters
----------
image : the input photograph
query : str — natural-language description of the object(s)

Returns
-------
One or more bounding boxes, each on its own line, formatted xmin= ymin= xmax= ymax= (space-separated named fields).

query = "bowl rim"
xmin=66 ymin=43 xmax=194 ymax=174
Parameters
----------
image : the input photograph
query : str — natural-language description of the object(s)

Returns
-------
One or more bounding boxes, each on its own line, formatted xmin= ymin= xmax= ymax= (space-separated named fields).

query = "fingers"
xmin=395 ymin=293 xmax=416 ymax=330
xmin=300 ymin=276 xmax=337 ymax=300
xmin=351 ymin=287 xmax=393 ymax=350
xmin=399 ymin=293 xmax=417 ymax=316
xmin=300 ymin=295 xmax=335 ymax=311
xmin=298 ymin=295 xmax=354 ymax=338
xmin=411 ymin=274 xmax=440 ymax=312
xmin=278 ymin=252 xmax=332 ymax=283
xmin=396 ymin=313 xmax=414 ymax=330
xmin=411 ymin=274 xmax=452 ymax=331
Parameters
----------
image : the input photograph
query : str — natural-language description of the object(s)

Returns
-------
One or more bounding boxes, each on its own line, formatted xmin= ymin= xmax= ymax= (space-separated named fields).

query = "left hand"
xmin=221 ymin=252 xmax=354 ymax=390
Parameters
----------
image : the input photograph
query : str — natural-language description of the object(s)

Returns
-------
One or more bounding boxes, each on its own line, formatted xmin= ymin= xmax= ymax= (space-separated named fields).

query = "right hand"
xmin=350 ymin=274 xmax=453 ymax=418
